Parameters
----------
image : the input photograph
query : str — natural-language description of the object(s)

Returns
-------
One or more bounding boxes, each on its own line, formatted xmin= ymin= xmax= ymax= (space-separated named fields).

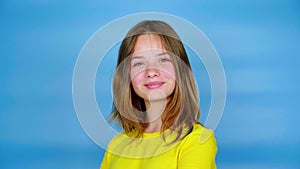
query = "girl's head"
xmin=112 ymin=20 xmax=200 ymax=140
xmin=130 ymin=33 xmax=176 ymax=105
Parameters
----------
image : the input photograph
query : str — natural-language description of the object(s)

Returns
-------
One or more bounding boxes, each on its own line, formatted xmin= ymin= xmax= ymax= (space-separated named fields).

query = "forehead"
xmin=133 ymin=34 xmax=165 ymax=53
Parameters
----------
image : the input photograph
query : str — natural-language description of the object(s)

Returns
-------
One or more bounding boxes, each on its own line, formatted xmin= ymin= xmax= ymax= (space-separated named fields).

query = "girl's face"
xmin=130 ymin=34 xmax=176 ymax=103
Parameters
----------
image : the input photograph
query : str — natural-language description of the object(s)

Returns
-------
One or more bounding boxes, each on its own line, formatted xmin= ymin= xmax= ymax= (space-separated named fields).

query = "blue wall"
xmin=1 ymin=0 xmax=299 ymax=168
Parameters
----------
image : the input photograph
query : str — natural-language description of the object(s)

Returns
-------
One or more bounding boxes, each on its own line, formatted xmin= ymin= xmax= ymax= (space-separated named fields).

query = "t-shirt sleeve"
xmin=100 ymin=151 xmax=112 ymax=169
xmin=177 ymin=130 xmax=218 ymax=169
xmin=99 ymin=133 xmax=122 ymax=169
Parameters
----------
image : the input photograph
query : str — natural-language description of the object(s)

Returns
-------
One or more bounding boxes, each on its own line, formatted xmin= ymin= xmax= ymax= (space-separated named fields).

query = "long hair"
xmin=111 ymin=20 xmax=200 ymax=142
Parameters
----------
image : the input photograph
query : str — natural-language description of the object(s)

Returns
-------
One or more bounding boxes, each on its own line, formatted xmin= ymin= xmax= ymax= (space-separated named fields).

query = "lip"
xmin=144 ymin=81 xmax=165 ymax=89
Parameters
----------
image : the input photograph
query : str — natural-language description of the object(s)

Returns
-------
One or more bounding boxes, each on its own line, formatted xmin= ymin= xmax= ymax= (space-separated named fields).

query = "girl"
xmin=100 ymin=20 xmax=217 ymax=169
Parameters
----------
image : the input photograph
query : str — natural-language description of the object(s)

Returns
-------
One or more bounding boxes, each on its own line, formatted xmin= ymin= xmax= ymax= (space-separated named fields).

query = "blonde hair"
xmin=111 ymin=20 xmax=200 ymax=142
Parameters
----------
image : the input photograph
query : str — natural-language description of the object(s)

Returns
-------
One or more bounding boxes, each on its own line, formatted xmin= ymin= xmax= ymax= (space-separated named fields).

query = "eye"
xmin=132 ymin=61 xmax=144 ymax=67
xmin=160 ymin=58 xmax=170 ymax=62
xmin=158 ymin=52 xmax=172 ymax=63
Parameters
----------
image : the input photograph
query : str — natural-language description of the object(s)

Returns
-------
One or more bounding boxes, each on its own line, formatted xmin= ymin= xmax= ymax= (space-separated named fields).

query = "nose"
xmin=145 ymin=67 xmax=160 ymax=78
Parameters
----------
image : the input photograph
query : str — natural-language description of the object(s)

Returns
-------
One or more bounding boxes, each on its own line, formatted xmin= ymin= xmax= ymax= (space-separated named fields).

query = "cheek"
xmin=161 ymin=65 xmax=176 ymax=81
xmin=130 ymin=71 xmax=144 ymax=89
xmin=130 ymin=67 xmax=144 ymax=81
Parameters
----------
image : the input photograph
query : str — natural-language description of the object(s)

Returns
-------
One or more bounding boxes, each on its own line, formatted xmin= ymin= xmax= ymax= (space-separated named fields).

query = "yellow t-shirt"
xmin=100 ymin=123 xmax=217 ymax=169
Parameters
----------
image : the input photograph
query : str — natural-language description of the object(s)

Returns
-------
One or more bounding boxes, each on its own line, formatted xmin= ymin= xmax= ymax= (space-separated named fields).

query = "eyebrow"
xmin=156 ymin=52 xmax=171 ymax=57
xmin=131 ymin=52 xmax=170 ymax=59
xmin=131 ymin=56 xmax=144 ymax=59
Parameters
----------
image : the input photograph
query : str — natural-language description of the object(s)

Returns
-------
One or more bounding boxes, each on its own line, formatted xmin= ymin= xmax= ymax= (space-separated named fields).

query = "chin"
xmin=144 ymin=94 xmax=172 ymax=103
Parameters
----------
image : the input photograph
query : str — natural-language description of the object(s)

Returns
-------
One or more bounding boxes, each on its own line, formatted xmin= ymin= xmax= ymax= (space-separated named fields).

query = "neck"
xmin=144 ymin=99 xmax=166 ymax=133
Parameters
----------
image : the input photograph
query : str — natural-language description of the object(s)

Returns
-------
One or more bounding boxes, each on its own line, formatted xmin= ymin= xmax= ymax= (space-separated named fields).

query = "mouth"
xmin=144 ymin=81 xmax=165 ymax=89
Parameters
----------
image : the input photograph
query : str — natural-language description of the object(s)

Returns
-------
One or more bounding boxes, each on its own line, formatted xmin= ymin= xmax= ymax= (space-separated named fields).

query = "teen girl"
xmin=100 ymin=20 xmax=217 ymax=169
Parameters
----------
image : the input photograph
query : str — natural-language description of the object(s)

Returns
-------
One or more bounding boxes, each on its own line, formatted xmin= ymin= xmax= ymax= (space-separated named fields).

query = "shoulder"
xmin=106 ymin=131 xmax=128 ymax=149
xmin=188 ymin=123 xmax=216 ymax=144
xmin=179 ymin=123 xmax=217 ymax=151
xmin=177 ymin=124 xmax=218 ymax=168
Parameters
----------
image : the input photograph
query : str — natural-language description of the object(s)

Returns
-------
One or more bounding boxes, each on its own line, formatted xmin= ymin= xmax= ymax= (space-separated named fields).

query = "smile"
xmin=144 ymin=81 xmax=165 ymax=89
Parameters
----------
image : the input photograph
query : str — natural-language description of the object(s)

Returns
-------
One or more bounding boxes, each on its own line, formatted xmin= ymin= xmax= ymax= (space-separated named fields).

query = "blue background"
xmin=1 ymin=0 xmax=299 ymax=169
